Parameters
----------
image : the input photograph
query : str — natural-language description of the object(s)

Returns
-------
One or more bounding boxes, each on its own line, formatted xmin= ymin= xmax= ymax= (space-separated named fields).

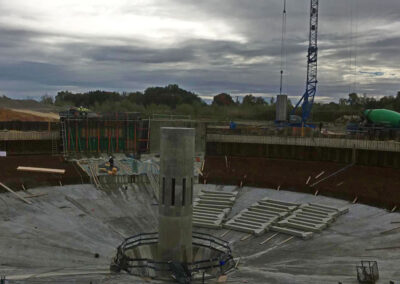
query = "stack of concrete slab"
xmin=223 ymin=198 xmax=299 ymax=236
xmin=272 ymin=203 xmax=349 ymax=239
xmin=193 ymin=190 xmax=238 ymax=229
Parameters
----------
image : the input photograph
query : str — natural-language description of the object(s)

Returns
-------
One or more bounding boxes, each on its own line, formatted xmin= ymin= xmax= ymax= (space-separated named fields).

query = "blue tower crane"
xmin=290 ymin=0 xmax=319 ymax=127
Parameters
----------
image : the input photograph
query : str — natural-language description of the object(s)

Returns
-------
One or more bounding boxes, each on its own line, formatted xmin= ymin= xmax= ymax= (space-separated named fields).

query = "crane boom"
xmin=291 ymin=0 xmax=319 ymax=125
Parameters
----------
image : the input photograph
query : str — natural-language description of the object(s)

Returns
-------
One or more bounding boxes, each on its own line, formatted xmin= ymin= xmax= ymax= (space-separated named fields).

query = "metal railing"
xmin=206 ymin=125 xmax=400 ymax=141
xmin=111 ymin=231 xmax=235 ymax=278
xmin=152 ymin=114 xmax=191 ymax=120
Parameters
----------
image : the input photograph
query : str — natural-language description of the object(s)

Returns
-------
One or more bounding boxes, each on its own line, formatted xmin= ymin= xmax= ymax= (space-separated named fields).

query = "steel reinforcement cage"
xmin=60 ymin=113 xmax=150 ymax=155
xmin=111 ymin=232 xmax=235 ymax=279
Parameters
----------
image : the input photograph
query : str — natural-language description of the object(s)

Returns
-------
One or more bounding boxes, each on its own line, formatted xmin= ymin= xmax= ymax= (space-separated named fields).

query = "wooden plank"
xmin=380 ymin=226 xmax=400 ymax=235
xmin=220 ymin=230 xmax=231 ymax=238
xmin=24 ymin=193 xmax=48 ymax=198
xmin=241 ymin=234 xmax=252 ymax=241
xmin=366 ymin=246 xmax=400 ymax=251
xmin=234 ymin=257 xmax=241 ymax=269
xmin=0 ymin=182 xmax=32 ymax=204
xmin=260 ymin=233 xmax=278 ymax=245
xmin=17 ymin=166 xmax=65 ymax=174
xmin=278 ymin=236 xmax=294 ymax=246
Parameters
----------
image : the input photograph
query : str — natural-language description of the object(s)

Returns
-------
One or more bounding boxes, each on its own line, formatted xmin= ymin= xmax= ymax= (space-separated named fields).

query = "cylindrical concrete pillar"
xmin=158 ymin=127 xmax=194 ymax=263
xmin=276 ymin=94 xmax=288 ymax=122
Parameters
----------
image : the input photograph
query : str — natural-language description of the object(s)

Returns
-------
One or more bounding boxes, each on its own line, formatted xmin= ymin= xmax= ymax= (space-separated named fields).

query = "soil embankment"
xmin=202 ymin=156 xmax=400 ymax=209
xmin=0 ymin=155 xmax=88 ymax=190
xmin=0 ymin=108 xmax=58 ymax=121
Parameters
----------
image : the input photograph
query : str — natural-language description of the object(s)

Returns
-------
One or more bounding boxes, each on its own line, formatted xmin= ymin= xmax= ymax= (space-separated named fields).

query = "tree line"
xmin=40 ymin=85 xmax=400 ymax=122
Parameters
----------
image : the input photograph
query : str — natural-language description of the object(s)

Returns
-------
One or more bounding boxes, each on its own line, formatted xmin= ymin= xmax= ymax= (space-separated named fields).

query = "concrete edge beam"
xmin=285 ymin=217 xmax=328 ymax=228
xmin=308 ymin=203 xmax=349 ymax=215
xmin=271 ymin=226 xmax=313 ymax=240
xmin=242 ymin=209 xmax=282 ymax=218
xmin=195 ymin=199 xmax=234 ymax=206
xmin=193 ymin=216 xmax=221 ymax=223
xmin=279 ymin=220 xmax=326 ymax=233
xmin=261 ymin=197 xmax=299 ymax=207
xmin=223 ymin=223 xmax=265 ymax=236
xmin=234 ymin=216 xmax=271 ymax=226
xmin=258 ymin=201 xmax=298 ymax=211
xmin=249 ymin=207 xmax=288 ymax=217
xmin=225 ymin=219 xmax=264 ymax=229
xmin=293 ymin=209 xmax=335 ymax=220
xmin=193 ymin=202 xmax=231 ymax=209
xmin=193 ymin=213 xmax=224 ymax=221
xmin=298 ymin=207 xmax=339 ymax=218
xmin=305 ymin=204 xmax=342 ymax=215
xmin=193 ymin=207 xmax=225 ymax=213
xmin=201 ymin=190 xmax=238 ymax=197
xmin=289 ymin=215 xmax=331 ymax=225
xmin=293 ymin=213 xmax=333 ymax=223
xmin=193 ymin=211 xmax=225 ymax=218
xmin=239 ymin=213 xmax=278 ymax=223
xmin=241 ymin=212 xmax=279 ymax=220
xmin=254 ymin=204 xmax=289 ymax=213
xmin=198 ymin=195 xmax=236 ymax=202
xmin=286 ymin=219 xmax=327 ymax=230
xmin=193 ymin=221 xmax=222 ymax=229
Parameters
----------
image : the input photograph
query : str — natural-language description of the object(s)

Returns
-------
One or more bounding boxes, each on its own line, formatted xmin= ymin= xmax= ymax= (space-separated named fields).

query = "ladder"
xmin=51 ymin=133 xmax=58 ymax=156
xmin=60 ymin=119 xmax=68 ymax=157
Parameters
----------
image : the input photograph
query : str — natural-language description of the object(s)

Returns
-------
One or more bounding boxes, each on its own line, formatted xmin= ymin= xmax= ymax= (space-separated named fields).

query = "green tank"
xmin=364 ymin=109 xmax=400 ymax=128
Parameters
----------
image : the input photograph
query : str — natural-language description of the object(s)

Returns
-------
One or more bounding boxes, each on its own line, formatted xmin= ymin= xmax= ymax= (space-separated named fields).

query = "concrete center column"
xmin=158 ymin=127 xmax=194 ymax=263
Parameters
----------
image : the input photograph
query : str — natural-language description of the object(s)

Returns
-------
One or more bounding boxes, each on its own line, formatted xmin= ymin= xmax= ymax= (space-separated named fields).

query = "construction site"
xmin=0 ymin=101 xmax=398 ymax=284
xmin=0 ymin=1 xmax=400 ymax=284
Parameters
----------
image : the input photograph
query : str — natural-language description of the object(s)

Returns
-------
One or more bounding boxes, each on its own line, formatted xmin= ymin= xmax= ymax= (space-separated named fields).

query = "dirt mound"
xmin=0 ymin=96 xmax=60 ymax=112
xmin=0 ymin=108 xmax=58 ymax=121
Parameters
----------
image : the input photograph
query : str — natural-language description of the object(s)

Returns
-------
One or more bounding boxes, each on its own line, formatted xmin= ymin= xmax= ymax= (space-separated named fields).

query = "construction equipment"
xmin=356 ymin=261 xmax=379 ymax=283
xmin=289 ymin=0 xmax=319 ymax=127
xmin=347 ymin=109 xmax=400 ymax=138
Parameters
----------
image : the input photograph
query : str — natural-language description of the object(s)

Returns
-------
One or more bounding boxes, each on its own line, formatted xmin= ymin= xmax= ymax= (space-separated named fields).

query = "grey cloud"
xmin=0 ymin=1 xmax=399 ymax=101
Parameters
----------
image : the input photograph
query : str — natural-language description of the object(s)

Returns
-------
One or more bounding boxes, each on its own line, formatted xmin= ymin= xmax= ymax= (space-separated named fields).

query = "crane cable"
xmin=349 ymin=0 xmax=359 ymax=94
xmin=279 ymin=0 xmax=287 ymax=96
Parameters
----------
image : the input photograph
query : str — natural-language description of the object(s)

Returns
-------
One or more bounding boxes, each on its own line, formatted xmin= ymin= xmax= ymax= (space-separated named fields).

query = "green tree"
xmin=348 ymin=93 xmax=360 ymax=106
xmin=40 ymin=94 xmax=54 ymax=105
xmin=212 ymin=93 xmax=234 ymax=106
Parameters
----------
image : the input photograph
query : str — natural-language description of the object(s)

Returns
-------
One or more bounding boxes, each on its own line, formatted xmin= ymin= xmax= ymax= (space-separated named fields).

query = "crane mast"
xmin=291 ymin=0 xmax=319 ymax=125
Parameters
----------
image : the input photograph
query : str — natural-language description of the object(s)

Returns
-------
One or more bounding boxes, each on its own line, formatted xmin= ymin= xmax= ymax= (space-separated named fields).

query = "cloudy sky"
xmin=0 ymin=0 xmax=399 ymax=102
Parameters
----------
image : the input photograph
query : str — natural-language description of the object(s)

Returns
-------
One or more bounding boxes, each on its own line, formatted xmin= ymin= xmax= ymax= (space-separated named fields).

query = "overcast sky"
xmin=0 ymin=0 xmax=399 ymax=102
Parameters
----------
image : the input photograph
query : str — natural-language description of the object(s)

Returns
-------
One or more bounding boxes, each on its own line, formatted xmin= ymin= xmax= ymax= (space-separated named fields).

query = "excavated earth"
xmin=202 ymin=156 xmax=400 ymax=209
xmin=0 ymin=183 xmax=399 ymax=283
xmin=0 ymin=155 xmax=88 ymax=190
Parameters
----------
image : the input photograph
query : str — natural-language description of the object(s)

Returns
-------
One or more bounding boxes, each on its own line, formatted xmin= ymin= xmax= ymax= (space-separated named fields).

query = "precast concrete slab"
xmin=275 ymin=202 xmax=349 ymax=237
xmin=193 ymin=189 xmax=238 ymax=229
xmin=270 ymin=225 xmax=314 ymax=239
xmin=223 ymin=198 xmax=300 ymax=236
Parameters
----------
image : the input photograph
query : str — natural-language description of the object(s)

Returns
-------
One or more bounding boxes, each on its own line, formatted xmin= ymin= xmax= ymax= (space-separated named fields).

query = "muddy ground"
xmin=0 ymin=155 xmax=88 ymax=190
xmin=202 ymin=156 xmax=400 ymax=209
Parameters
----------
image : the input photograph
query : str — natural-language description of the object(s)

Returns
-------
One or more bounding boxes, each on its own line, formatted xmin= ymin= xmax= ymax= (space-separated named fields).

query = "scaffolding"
xmin=60 ymin=112 xmax=150 ymax=155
